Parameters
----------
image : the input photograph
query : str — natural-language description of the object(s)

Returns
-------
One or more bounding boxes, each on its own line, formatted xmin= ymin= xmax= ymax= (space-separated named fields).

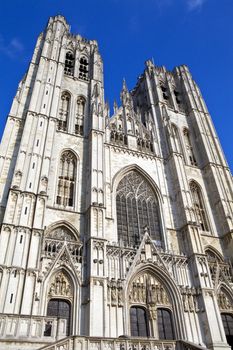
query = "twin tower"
xmin=0 ymin=15 xmax=232 ymax=350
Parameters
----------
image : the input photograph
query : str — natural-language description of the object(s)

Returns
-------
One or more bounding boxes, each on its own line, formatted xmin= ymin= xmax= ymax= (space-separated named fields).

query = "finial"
xmin=113 ymin=100 xmax=118 ymax=114
xmin=122 ymin=78 xmax=128 ymax=92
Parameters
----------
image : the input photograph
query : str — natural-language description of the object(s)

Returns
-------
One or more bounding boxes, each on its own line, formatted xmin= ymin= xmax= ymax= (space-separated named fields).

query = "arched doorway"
xmin=217 ymin=288 xmax=233 ymax=349
xmin=128 ymin=272 xmax=175 ymax=339
xmin=47 ymin=298 xmax=71 ymax=335
xmin=46 ymin=270 xmax=74 ymax=336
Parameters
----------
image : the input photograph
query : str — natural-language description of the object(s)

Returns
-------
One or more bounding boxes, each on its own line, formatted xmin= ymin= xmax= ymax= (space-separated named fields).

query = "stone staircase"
xmin=38 ymin=336 xmax=208 ymax=350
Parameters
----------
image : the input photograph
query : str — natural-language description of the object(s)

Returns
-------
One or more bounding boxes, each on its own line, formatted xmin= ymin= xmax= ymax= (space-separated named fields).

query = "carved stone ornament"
xmin=180 ymin=287 xmax=201 ymax=313
xmin=46 ymin=226 xmax=76 ymax=241
xmin=107 ymin=279 xmax=124 ymax=307
xmin=128 ymin=273 xmax=170 ymax=306
xmin=217 ymin=290 xmax=233 ymax=311
xmin=48 ymin=271 xmax=72 ymax=298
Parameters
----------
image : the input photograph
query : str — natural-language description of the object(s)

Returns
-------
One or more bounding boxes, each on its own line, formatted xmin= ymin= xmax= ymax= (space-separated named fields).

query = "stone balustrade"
xmin=39 ymin=336 xmax=176 ymax=350
xmin=0 ymin=314 xmax=67 ymax=345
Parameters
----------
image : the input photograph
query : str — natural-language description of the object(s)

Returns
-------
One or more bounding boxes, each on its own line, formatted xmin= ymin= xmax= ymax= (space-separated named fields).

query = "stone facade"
xmin=0 ymin=15 xmax=232 ymax=350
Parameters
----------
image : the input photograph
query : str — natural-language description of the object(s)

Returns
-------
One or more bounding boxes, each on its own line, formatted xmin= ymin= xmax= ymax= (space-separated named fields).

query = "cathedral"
xmin=0 ymin=15 xmax=233 ymax=350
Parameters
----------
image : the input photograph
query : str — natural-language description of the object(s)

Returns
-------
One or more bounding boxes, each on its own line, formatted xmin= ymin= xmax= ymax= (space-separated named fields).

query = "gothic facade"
xmin=0 ymin=15 xmax=232 ymax=350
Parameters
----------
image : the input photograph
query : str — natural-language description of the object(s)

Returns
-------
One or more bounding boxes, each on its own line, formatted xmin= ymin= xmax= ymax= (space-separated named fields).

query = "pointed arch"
xmin=57 ymin=91 xmax=71 ymax=132
xmin=205 ymin=246 xmax=224 ymax=263
xmin=217 ymin=284 xmax=233 ymax=319
xmin=189 ymin=180 xmax=209 ymax=232
xmin=112 ymin=164 xmax=163 ymax=203
xmin=56 ymin=150 xmax=77 ymax=207
xmin=75 ymin=96 xmax=86 ymax=135
xmin=171 ymin=123 xmax=182 ymax=154
xmin=125 ymin=263 xmax=186 ymax=340
xmin=64 ymin=51 xmax=74 ymax=76
xmin=40 ymin=249 xmax=82 ymax=337
xmin=45 ymin=221 xmax=80 ymax=241
xmin=79 ymin=55 xmax=88 ymax=80
xmin=183 ymin=128 xmax=197 ymax=166
xmin=44 ymin=266 xmax=76 ymax=336
xmin=113 ymin=165 xmax=164 ymax=247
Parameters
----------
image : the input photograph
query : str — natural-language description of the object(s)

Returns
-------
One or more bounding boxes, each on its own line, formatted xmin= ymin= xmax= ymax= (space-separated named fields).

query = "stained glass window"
xmin=116 ymin=171 xmax=161 ymax=246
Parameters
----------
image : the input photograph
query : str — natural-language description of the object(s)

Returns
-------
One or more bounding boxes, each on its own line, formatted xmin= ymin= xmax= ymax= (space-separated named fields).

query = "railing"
xmin=39 ymin=336 xmax=177 ymax=350
xmin=0 ymin=319 xmax=209 ymax=350
xmin=39 ymin=336 xmax=210 ymax=350
xmin=0 ymin=314 xmax=67 ymax=342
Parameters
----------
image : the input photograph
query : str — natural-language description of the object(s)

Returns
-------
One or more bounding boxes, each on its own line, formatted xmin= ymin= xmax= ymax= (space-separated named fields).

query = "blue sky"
xmin=0 ymin=0 xmax=232 ymax=171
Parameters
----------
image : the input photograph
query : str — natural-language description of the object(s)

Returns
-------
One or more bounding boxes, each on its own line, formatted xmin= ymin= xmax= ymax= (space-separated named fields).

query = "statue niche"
xmin=129 ymin=272 xmax=170 ymax=306
xmin=48 ymin=271 xmax=73 ymax=299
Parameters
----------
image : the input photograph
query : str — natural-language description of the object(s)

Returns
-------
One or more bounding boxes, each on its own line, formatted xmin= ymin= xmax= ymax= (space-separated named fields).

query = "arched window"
xmin=58 ymin=92 xmax=70 ymax=132
xmin=157 ymin=308 xmax=174 ymax=340
xmin=160 ymin=82 xmax=169 ymax=101
xmin=130 ymin=306 xmax=149 ymax=337
xmin=75 ymin=96 xmax=85 ymax=135
xmin=183 ymin=129 xmax=197 ymax=166
xmin=64 ymin=51 xmax=74 ymax=76
xmin=56 ymin=151 xmax=76 ymax=207
xmin=171 ymin=124 xmax=182 ymax=154
xmin=79 ymin=56 xmax=88 ymax=80
xmin=190 ymin=181 xmax=209 ymax=231
xmin=221 ymin=313 xmax=233 ymax=349
xmin=116 ymin=171 xmax=161 ymax=246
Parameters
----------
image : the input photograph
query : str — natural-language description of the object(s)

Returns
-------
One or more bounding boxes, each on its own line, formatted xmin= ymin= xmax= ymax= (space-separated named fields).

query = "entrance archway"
xmin=128 ymin=271 xmax=175 ymax=339
xmin=46 ymin=270 xmax=74 ymax=336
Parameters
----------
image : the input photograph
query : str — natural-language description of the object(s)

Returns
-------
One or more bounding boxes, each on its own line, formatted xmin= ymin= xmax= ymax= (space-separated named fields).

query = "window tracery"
xmin=79 ymin=56 xmax=88 ymax=80
xmin=43 ymin=226 xmax=82 ymax=263
xmin=56 ymin=151 xmax=76 ymax=207
xmin=57 ymin=92 xmax=70 ymax=132
xmin=75 ymin=97 xmax=85 ymax=135
xmin=190 ymin=181 xmax=209 ymax=232
xmin=183 ymin=129 xmax=197 ymax=166
xmin=206 ymin=249 xmax=233 ymax=284
xmin=171 ymin=124 xmax=182 ymax=154
xmin=116 ymin=171 xmax=161 ymax=246
xmin=64 ymin=51 xmax=74 ymax=76
xmin=218 ymin=290 xmax=233 ymax=311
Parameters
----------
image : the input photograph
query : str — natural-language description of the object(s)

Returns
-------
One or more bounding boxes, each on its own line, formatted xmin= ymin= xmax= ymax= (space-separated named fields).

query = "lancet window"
xmin=56 ymin=151 xmax=76 ymax=207
xmin=75 ymin=96 xmax=85 ymax=135
xmin=64 ymin=51 xmax=74 ymax=76
xmin=57 ymin=92 xmax=70 ymax=132
xmin=116 ymin=171 xmax=161 ymax=246
xmin=171 ymin=124 xmax=182 ymax=154
xmin=190 ymin=181 xmax=209 ymax=231
xmin=160 ymin=82 xmax=169 ymax=101
xmin=183 ymin=128 xmax=197 ymax=166
xmin=79 ymin=56 xmax=88 ymax=80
